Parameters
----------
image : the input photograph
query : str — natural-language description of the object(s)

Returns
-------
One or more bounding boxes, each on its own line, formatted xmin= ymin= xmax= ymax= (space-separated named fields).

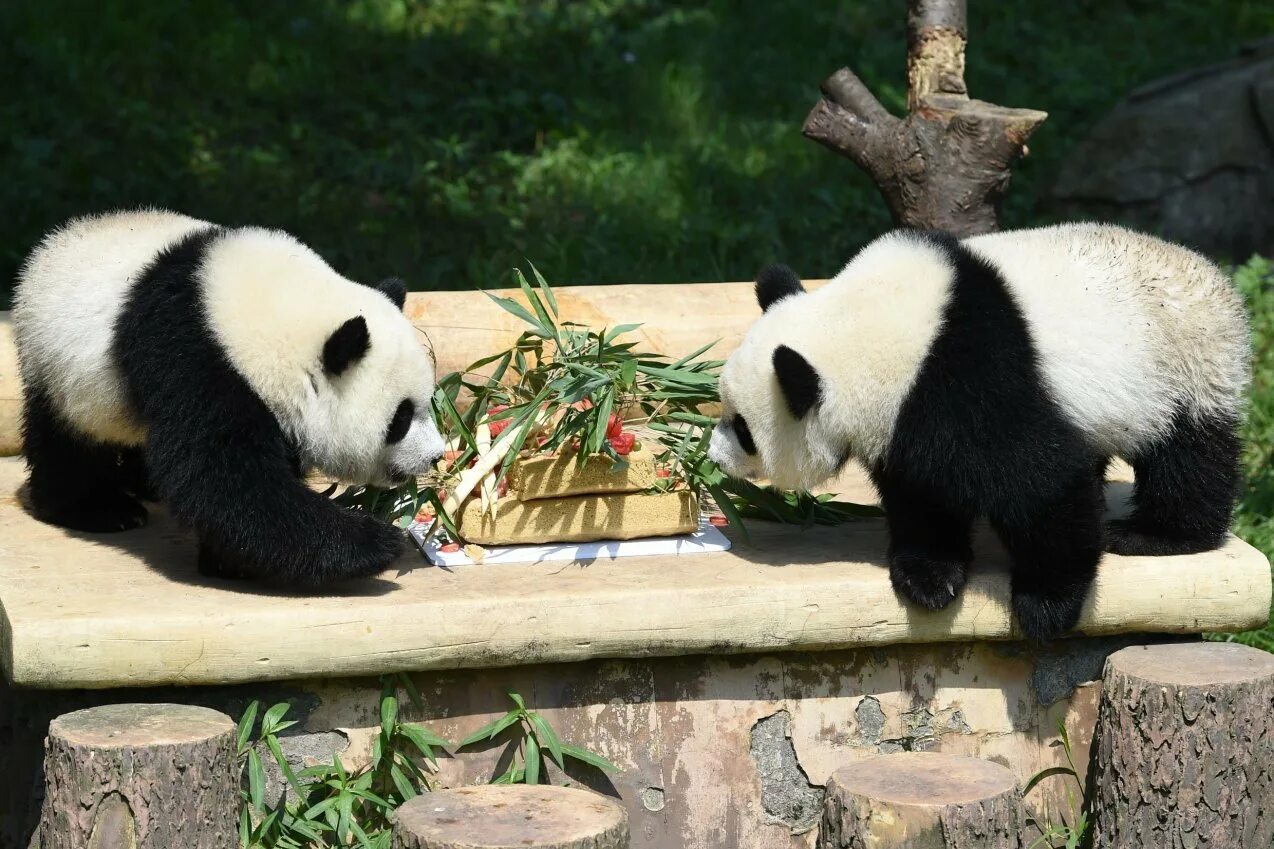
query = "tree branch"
xmin=906 ymin=0 xmax=968 ymax=107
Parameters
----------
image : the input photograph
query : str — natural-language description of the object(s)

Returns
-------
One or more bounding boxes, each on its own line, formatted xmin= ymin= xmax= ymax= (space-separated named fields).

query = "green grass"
xmin=1219 ymin=256 xmax=1274 ymax=652
xmin=2 ymin=0 xmax=1272 ymax=310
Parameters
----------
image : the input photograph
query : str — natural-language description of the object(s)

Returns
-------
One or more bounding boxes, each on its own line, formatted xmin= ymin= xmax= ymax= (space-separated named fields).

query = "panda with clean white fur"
xmin=709 ymin=223 xmax=1250 ymax=640
xmin=13 ymin=209 xmax=446 ymax=586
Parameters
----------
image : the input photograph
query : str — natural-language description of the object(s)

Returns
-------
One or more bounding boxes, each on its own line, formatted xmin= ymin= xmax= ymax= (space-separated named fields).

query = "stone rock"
xmin=1052 ymin=39 xmax=1274 ymax=259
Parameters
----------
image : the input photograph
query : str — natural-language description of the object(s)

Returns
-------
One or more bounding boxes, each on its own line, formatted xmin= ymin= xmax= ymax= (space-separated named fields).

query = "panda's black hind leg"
xmin=21 ymin=385 xmax=148 ymax=533
xmin=1106 ymin=410 xmax=1241 ymax=556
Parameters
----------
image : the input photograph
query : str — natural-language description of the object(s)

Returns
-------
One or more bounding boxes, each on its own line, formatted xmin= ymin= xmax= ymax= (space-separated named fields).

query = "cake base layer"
xmin=509 ymin=448 xmax=657 ymax=501
xmin=458 ymin=490 xmax=698 ymax=545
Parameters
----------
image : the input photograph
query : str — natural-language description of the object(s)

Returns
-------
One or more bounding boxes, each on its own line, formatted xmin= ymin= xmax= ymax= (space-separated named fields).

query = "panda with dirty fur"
xmin=13 ymin=209 xmax=445 ymax=586
xmin=709 ymin=223 xmax=1250 ymax=640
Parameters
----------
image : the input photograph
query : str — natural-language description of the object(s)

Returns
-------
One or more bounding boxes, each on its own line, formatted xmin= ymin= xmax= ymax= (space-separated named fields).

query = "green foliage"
xmin=237 ymin=675 xmax=446 ymax=849
xmin=236 ymin=681 xmax=616 ymax=847
xmin=4 ymin=1 xmax=1272 ymax=310
xmin=1023 ymin=720 xmax=1091 ymax=849
xmin=1211 ymin=255 xmax=1274 ymax=653
xmin=426 ymin=265 xmax=880 ymax=543
xmin=458 ymin=691 xmax=619 ymax=785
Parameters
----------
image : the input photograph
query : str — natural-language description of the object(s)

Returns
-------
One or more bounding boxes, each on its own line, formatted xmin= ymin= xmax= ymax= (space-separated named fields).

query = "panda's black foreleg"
xmin=993 ymin=467 xmax=1105 ymax=641
xmin=1106 ymin=410 xmax=1241 ymax=556
xmin=873 ymin=474 xmax=975 ymax=611
xmin=20 ymin=384 xmax=148 ymax=532
xmin=118 ymin=448 xmax=160 ymax=502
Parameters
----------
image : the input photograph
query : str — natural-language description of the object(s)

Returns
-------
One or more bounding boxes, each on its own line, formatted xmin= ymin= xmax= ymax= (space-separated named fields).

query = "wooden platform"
xmin=0 ymin=456 xmax=1267 ymax=690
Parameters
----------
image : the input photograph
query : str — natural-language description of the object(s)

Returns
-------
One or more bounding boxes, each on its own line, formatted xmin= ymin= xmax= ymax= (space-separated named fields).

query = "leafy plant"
xmin=237 ymin=675 xmax=447 ymax=849
xmin=420 ymin=263 xmax=880 ymax=543
xmin=1022 ymin=720 xmax=1091 ymax=849
xmin=457 ymin=691 xmax=619 ymax=785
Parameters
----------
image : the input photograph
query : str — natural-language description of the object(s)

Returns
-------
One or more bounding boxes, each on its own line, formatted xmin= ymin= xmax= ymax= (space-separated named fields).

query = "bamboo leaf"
xmin=458 ymin=710 xmax=522 ymax=748
xmin=529 ymin=262 xmax=558 ymax=317
xmin=1022 ymin=766 xmax=1079 ymax=798
xmin=237 ymin=701 xmax=259 ymax=753
xmin=380 ymin=694 xmax=398 ymax=735
xmin=247 ymin=749 xmax=266 ymax=810
xmin=529 ymin=713 xmax=565 ymax=769
xmin=486 ymin=292 xmax=551 ymax=336
xmin=559 ymin=743 xmax=619 ymax=773
xmin=262 ymin=702 xmax=291 ymax=735
xmin=525 ymin=734 xmax=541 ymax=785
xmin=390 ymin=762 xmax=417 ymax=802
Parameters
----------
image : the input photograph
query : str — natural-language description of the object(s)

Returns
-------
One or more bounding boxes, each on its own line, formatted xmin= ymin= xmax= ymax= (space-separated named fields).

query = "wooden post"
xmin=819 ymin=752 xmax=1022 ymax=848
xmin=393 ymin=784 xmax=629 ymax=849
xmin=36 ymin=703 xmax=238 ymax=849
xmin=1092 ymin=642 xmax=1274 ymax=848
xmin=802 ymin=0 xmax=1046 ymax=236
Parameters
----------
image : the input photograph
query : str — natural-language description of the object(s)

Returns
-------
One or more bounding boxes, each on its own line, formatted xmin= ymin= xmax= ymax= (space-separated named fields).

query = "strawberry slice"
xmin=440 ymin=542 xmax=461 ymax=553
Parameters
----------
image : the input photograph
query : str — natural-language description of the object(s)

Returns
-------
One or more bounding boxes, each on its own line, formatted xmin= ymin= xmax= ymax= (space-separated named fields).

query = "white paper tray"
xmin=409 ymin=515 xmax=732 ymax=566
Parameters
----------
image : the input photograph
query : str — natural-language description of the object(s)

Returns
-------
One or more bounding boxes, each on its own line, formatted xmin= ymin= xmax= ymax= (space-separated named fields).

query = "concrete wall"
xmin=1 ymin=635 xmax=1178 ymax=849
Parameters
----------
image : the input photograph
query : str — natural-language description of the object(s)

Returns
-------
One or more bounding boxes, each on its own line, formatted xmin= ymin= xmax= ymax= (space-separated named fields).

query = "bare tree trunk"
xmin=36 ymin=704 xmax=238 ymax=849
xmin=819 ymin=752 xmax=1023 ymax=848
xmin=393 ymin=784 xmax=629 ymax=849
xmin=803 ymin=0 xmax=1046 ymax=236
xmin=1092 ymin=643 xmax=1274 ymax=848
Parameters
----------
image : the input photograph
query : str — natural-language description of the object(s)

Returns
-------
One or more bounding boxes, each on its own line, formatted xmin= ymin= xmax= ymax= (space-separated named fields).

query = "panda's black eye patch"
xmin=733 ymin=414 xmax=757 ymax=456
xmin=386 ymin=399 xmax=414 ymax=444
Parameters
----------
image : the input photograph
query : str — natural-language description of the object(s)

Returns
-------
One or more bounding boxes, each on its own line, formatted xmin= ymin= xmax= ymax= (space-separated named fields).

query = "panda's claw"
xmin=888 ymin=553 xmax=968 ymax=611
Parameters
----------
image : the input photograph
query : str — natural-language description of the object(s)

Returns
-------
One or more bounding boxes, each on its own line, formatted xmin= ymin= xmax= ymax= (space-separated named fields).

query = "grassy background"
xmin=3 ymin=0 xmax=1272 ymax=300
xmin=2 ymin=0 xmax=1272 ymax=644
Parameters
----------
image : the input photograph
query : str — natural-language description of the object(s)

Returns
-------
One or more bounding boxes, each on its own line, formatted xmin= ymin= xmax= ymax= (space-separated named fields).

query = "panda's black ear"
xmin=375 ymin=277 xmax=407 ymax=310
xmin=324 ymin=316 xmax=370 ymax=376
xmin=755 ymin=264 xmax=805 ymax=312
xmin=773 ymin=344 xmax=822 ymax=420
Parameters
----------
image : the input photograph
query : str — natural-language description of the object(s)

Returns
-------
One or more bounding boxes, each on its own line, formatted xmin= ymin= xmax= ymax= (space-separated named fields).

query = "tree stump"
xmin=393 ymin=784 xmax=629 ymax=849
xmin=802 ymin=0 xmax=1046 ymax=235
xmin=1092 ymin=642 xmax=1274 ymax=848
xmin=819 ymin=752 xmax=1022 ymax=848
xmin=36 ymin=703 xmax=238 ymax=849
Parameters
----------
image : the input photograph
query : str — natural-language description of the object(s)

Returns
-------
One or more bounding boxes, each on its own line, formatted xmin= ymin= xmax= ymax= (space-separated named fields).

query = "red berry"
xmin=606 ymin=414 xmax=623 ymax=438
xmin=656 ymin=468 xmax=671 ymax=479
xmin=709 ymin=514 xmax=729 ymax=527
xmin=488 ymin=418 xmax=510 ymax=437
xmin=440 ymin=542 xmax=461 ymax=553
xmin=609 ymin=432 xmax=635 ymax=455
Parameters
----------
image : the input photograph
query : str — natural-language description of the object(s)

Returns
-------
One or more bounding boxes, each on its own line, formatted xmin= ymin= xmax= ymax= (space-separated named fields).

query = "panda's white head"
xmin=201 ymin=228 xmax=446 ymax=487
xmin=709 ymin=266 xmax=846 ymax=491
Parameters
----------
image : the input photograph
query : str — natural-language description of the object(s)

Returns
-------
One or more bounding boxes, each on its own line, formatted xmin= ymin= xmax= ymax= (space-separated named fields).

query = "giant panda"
xmin=12 ymin=209 xmax=446 ymax=586
xmin=708 ymin=223 xmax=1250 ymax=640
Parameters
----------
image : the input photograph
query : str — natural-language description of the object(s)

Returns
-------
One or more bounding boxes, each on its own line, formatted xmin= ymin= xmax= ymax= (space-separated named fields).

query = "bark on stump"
xmin=35 ymin=703 xmax=238 ymax=849
xmin=802 ymin=0 xmax=1046 ymax=235
xmin=1092 ymin=642 xmax=1274 ymax=848
xmin=819 ymin=752 xmax=1022 ymax=848
xmin=393 ymin=784 xmax=629 ymax=849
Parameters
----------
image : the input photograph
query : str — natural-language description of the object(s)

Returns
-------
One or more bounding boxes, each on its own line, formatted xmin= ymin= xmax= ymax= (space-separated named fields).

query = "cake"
xmin=455 ymin=447 xmax=699 ymax=545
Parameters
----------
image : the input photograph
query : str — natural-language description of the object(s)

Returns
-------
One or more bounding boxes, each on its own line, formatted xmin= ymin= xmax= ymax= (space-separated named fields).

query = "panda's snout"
xmin=708 ymin=425 xmax=756 ymax=481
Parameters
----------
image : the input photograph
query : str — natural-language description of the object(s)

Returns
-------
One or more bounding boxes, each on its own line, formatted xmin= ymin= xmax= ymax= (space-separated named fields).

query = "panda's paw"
xmin=889 ymin=553 xmax=967 ymax=611
xmin=41 ymin=492 xmax=148 ymax=533
xmin=1012 ymin=588 xmax=1084 ymax=642
xmin=326 ymin=514 xmax=405 ymax=582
